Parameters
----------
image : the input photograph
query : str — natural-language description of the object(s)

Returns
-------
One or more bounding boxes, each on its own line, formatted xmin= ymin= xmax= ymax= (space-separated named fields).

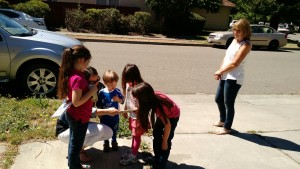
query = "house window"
xmin=96 ymin=0 xmax=107 ymax=5
xmin=109 ymin=0 xmax=119 ymax=6
xmin=96 ymin=0 xmax=119 ymax=6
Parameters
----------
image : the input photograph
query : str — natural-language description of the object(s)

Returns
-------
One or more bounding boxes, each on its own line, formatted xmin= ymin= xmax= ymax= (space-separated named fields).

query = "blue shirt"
xmin=97 ymin=88 xmax=123 ymax=109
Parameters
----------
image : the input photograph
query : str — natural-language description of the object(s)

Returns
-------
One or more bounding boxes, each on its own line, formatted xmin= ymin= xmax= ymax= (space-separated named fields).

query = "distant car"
xmin=229 ymin=20 xmax=237 ymax=28
xmin=207 ymin=25 xmax=288 ymax=50
xmin=0 ymin=14 xmax=81 ymax=96
xmin=0 ymin=8 xmax=47 ymax=30
xmin=277 ymin=25 xmax=289 ymax=34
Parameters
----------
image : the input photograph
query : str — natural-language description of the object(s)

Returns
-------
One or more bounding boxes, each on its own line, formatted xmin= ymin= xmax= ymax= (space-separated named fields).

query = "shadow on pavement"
xmin=168 ymin=162 xmax=205 ymax=169
xmin=232 ymin=132 xmax=300 ymax=152
xmin=82 ymin=146 xmax=204 ymax=169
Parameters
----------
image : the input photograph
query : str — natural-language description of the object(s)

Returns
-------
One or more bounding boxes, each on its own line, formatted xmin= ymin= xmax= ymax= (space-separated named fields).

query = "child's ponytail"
xmin=57 ymin=48 xmax=74 ymax=99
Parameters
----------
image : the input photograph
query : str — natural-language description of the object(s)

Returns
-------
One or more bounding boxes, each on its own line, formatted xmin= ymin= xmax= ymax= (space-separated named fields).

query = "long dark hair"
xmin=57 ymin=45 xmax=91 ymax=99
xmin=132 ymin=82 xmax=173 ymax=130
xmin=121 ymin=63 xmax=144 ymax=94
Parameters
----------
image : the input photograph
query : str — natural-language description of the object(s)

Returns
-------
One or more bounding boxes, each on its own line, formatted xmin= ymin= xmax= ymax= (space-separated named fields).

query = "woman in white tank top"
xmin=213 ymin=19 xmax=252 ymax=135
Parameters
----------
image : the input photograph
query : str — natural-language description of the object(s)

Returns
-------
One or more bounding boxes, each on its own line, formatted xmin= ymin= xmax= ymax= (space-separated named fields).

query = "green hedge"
xmin=65 ymin=8 xmax=152 ymax=35
xmin=14 ymin=0 xmax=50 ymax=18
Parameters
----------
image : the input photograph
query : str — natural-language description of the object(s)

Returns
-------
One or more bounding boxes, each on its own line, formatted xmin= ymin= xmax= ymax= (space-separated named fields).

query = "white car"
xmin=0 ymin=8 xmax=47 ymax=30
xmin=277 ymin=25 xmax=289 ymax=34
xmin=207 ymin=25 xmax=287 ymax=50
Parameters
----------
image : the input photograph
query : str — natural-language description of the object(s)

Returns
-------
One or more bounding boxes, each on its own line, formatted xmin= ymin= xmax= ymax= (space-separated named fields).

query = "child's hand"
xmin=112 ymin=95 xmax=123 ymax=104
xmin=122 ymin=112 xmax=128 ymax=119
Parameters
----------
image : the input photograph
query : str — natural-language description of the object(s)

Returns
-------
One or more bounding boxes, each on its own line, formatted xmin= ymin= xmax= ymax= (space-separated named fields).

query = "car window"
xmin=0 ymin=15 xmax=32 ymax=36
xmin=251 ymin=26 xmax=258 ymax=33
xmin=0 ymin=10 xmax=20 ymax=18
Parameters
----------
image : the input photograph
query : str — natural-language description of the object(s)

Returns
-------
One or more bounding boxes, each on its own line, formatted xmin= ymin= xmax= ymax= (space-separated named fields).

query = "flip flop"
xmin=215 ymin=128 xmax=231 ymax=135
xmin=212 ymin=121 xmax=224 ymax=127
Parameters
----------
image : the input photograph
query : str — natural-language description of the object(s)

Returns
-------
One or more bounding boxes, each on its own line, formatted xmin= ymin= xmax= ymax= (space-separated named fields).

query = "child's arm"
xmin=160 ymin=116 xmax=171 ymax=150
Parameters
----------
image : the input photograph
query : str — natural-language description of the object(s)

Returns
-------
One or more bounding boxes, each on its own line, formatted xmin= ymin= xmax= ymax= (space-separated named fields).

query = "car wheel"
xmin=268 ymin=40 xmax=279 ymax=51
xmin=226 ymin=38 xmax=234 ymax=48
xmin=297 ymin=41 xmax=300 ymax=48
xmin=21 ymin=63 xmax=58 ymax=97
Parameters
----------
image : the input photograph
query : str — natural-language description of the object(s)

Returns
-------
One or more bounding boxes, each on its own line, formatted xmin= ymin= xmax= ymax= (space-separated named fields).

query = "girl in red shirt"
xmin=132 ymin=82 xmax=180 ymax=169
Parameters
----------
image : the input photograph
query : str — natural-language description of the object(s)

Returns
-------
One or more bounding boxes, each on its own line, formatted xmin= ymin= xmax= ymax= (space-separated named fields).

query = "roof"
xmin=222 ymin=0 xmax=235 ymax=7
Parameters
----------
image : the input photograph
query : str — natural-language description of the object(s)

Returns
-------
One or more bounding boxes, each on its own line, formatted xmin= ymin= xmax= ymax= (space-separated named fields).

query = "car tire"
xmin=226 ymin=38 xmax=234 ymax=48
xmin=268 ymin=40 xmax=279 ymax=51
xmin=297 ymin=42 xmax=300 ymax=48
xmin=20 ymin=63 xmax=58 ymax=97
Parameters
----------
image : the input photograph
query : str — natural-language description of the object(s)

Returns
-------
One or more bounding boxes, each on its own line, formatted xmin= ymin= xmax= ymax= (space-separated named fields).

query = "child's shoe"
xmin=119 ymin=153 xmax=137 ymax=166
xmin=103 ymin=142 xmax=110 ymax=152
xmin=121 ymin=151 xmax=131 ymax=159
xmin=111 ymin=141 xmax=118 ymax=151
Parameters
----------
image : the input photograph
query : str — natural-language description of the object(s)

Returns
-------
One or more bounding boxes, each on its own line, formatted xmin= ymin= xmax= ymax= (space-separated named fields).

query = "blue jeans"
xmin=66 ymin=112 xmax=88 ymax=169
xmin=153 ymin=117 xmax=179 ymax=169
xmin=215 ymin=80 xmax=241 ymax=130
xmin=101 ymin=115 xmax=119 ymax=143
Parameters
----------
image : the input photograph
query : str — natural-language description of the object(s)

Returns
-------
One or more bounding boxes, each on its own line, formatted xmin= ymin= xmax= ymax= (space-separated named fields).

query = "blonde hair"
xmin=233 ymin=19 xmax=252 ymax=41
xmin=102 ymin=70 xmax=119 ymax=83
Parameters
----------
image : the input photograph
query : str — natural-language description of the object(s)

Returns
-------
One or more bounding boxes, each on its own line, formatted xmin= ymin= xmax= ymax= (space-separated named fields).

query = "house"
xmin=44 ymin=0 xmax=235 ymax=31
xmin=196 ymin=0 xmax=235 ymax=30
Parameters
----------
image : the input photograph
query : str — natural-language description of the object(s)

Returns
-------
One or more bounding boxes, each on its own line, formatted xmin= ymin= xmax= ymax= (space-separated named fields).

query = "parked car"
xmin=207 ymin=25 xmax=287 ymax=50
xmin=277 ymin=25 xmax=289 ymax=34
xmin=0 ymin=8 xmax=47 ymax=30
xmin=0 ymin=14 xmax=81 ymax=96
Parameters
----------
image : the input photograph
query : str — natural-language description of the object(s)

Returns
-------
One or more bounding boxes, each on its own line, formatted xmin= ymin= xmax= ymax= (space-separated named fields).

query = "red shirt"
xmin=154 ymin=91 xmax=180 ymax=119
xmin=67 ymin=69 xmax=92 ymax=123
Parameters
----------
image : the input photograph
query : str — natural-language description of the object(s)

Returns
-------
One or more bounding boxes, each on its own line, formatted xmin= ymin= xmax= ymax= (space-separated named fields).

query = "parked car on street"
xmin=0 ymin=14 xmax=81 ymax=96
xmin=277 ymin=25 xmax=289 ymax=34
xmin=0 ymin=8 xmax=47 ymax=30
xmin=207 ymin=25 xmax=287 ymax=50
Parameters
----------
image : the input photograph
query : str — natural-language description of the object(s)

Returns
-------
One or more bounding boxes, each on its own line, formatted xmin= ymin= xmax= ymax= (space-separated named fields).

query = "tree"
xmin=146 ymin=0 xmax=222 ymax=34
xmin=230 ymin=0 xmax=300 ymax=30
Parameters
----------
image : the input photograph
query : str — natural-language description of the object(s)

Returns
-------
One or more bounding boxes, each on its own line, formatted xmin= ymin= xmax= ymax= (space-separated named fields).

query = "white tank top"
xmin=221 ymin=40 xmax=250 ymax=85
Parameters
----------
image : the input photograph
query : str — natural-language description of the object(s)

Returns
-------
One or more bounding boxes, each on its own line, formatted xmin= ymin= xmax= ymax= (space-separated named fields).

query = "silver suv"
xmin=0 ymin=14 xmax=81 ymax=96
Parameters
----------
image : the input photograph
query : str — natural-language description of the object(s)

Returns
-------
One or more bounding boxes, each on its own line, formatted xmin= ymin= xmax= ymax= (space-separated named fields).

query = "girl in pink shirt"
xmin=57 ymin=45 xmax=98 ymax=169
xmin=119 ymin=64 xmax=145 ymax=166
xmin=132 ymin=82 xmax=180 ymax=169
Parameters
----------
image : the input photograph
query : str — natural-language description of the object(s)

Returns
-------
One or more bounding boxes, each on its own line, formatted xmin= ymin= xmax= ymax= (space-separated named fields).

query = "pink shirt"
xmin=154 ymin=91 xmax=180 ymax=119
xmin=67 ymin=70 xmax=92 ymax=123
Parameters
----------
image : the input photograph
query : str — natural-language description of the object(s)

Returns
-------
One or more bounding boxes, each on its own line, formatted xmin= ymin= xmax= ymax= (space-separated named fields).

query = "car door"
xmin=251 ymin=26 xmax=269 ymax=46
xmin=0 ymin=29 xmax=11 ymax=81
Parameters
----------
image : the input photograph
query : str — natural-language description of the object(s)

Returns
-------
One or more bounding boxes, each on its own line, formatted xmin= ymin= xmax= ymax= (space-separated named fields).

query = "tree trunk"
xmin=270 ymin=13 xmax=280 ymax=30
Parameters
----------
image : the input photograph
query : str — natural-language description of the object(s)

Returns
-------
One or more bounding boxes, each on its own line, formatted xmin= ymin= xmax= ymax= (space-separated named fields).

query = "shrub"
xmin=165 ymin=12 xmax=206 ymax=34
xmin=65 ymin=8 xmax=89 ymax=32
xmin=86 ymin=8 xmax=122 ymax=34
xmin=14 ymin=0 xmax=50 ymax=18
xmin=188 ymin=12 xmax=206 ymax=34
xmin=118 ymin=14 xmax=134 ymax=34
xmin=131 ymin=11 xmax=151 ymax=35
xmin=0 ymin=0 xmax=10 ymax=8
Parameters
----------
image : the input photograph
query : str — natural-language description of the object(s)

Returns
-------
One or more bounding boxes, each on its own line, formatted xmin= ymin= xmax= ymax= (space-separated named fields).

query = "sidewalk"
xmin=8 ymin=94 xmax=300 ymax=169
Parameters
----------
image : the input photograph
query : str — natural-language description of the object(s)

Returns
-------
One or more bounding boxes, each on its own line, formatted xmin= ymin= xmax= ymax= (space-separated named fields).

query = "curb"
xmin=62 ymin=32 xmax=300 ymax=50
